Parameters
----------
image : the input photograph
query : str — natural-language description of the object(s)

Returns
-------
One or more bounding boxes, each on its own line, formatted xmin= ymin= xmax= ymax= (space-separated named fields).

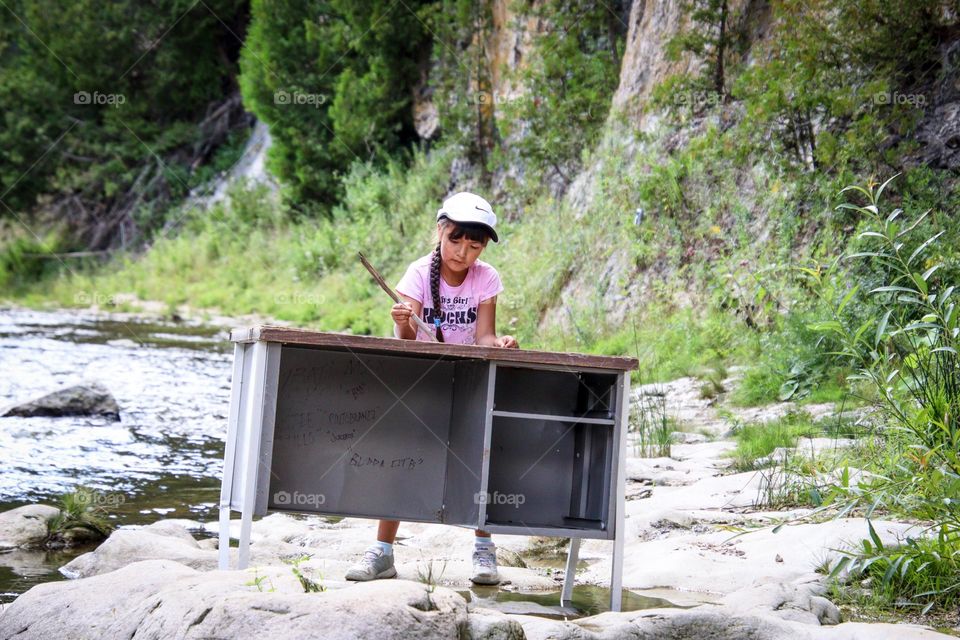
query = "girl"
xmin=345 ymin=191 xmax=518 ymax=585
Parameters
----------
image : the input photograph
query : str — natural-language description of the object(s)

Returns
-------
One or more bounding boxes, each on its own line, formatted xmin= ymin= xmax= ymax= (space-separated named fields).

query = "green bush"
xmin=238 ymin=0 xmax=433 ymax=212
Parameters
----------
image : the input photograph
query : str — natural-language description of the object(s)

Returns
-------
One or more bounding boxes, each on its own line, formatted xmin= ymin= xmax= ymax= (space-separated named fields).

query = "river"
xmin=0 ymin=307 xmax=232 ymax=603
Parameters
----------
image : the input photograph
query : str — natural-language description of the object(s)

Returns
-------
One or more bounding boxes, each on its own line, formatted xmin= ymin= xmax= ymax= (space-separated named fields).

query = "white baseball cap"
xmin=437 ymin=192 xmax=498 ymax=242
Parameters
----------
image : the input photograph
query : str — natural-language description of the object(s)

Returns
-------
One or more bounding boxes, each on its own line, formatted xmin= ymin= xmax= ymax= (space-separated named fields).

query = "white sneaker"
xmin=345 ymin=546 xmax=397 ymax=581
xmin=471 ymin=545 xmax=500 ymax=585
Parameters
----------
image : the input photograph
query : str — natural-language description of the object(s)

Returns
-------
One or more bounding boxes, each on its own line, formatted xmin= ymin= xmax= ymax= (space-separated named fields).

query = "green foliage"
xmin=238 ymin=0 xmax=433 ymax=212
xmin=495 ymin=0 xmax=627 ymax=185
xmin=804 ymin=178 xmax=960 ymax=613
xmin=47 ymin=486 xmax=115 ymax=543
xmin=295 ymin=146 xmax=454 ymax=275
xmin=666 ymin=0 xmax=741 ymax=99
xmin=731 ymin=310 xmax=848 ymax=405
xmin=812 ymin=177 xmax=960 ymax=487
xmin=0 ymin=0 xmax=248 ymax=242
xmin=245 ymin=567 xmax=276 ymax=592
xmin=416 ymin=558 xmax=447 ymax=611
xmin=731 ymin=0 xmax=941 ymax=172
xmin=0 ymin=228 xmax=68 ymax=291
xmin=832 ymin=524 xmax=960 ymax=615
xmin=726 ymin=410 xmax=821 ymax=472
xmin=283 ymin=554 xmax=325 ymax=592
xmin=631 ymin=389 xmax=672 ymax=458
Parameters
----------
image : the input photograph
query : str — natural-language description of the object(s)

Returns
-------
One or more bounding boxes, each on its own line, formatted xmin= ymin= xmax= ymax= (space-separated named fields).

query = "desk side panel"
xmin=228 ymin=342 xmax=257 ymax=510
xmin=266 ymin=346 xmax=454 ymax=521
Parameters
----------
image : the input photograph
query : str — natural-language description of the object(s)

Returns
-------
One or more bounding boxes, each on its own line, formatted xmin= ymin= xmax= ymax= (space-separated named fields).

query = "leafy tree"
xmin=0 ymin=0 xmax=249 ymax=248
xmin=667 ymin=0 xmax=734 ymax=99
xmin=497 ymin=0 xmax=627 ymax=187
xmin=732 ymin=0 xmax=943 ymax=172
xmin=423 ymin=0 xmax=495 ymax=177
xmin=239 ymin=0 xmax=433 ymax=215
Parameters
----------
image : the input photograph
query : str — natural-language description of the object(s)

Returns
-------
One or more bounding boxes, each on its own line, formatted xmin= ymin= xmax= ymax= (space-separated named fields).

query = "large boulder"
xmin=59 ymin=521 xmax=211 ymax=578
xmin=0 ymin=505 xmax=59 ymax=550
xmin=0 ymin=559 xmax=472 ymax=640
xmin=59 ymin=520 xmax=312 ymax=579
xmin=514 ymin=607 xmax=955 ymax=640
xmin=2 ymin=382 xmax=120 ymax=420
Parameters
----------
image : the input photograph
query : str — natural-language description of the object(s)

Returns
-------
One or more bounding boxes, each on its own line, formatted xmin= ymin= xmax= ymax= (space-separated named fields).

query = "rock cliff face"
xmin=611 ymin=0 xmax=691 ymax=117
xmin=487 ymin=0 xmax=546 ymax=107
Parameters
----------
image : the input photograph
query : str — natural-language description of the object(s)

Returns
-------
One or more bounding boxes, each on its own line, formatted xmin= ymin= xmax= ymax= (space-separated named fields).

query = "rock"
xmin=496 ymin=547 xmax=526 ymax=569
xmin=730 ymin=402 xmax=836 ymax=426
xmin=142 ymin=520 xmax=203 ymax=546
xmin=670 ymin=431 xmax=708 ymax=444
xmin=514 ymin=606 xmax=956 ymax=640
xmin=721 ymin=582 xmax=840 ymax=626
xmin=0 ymin=559 xmax=473 ymax=640
xmin=465 ymin=608 xmax=527 ymax=640
xmin=583 ymin=518 xmax=918 ymax=595
xmin=0 ymin=505 xmax=59 ymax=550
xmin=59 ymin=522 xmax=212 ymax=579
xmin=58 ymin=526 xmax=104 ymax=545
xmin=1 ymin=382 xmax=120 ymax=421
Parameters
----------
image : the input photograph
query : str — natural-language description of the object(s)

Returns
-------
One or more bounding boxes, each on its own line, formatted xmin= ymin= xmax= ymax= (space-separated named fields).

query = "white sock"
xmin=375 ymin=540 xmax=393 ymax=555
xmin=474 ymin=536 xmax=494 ymax=550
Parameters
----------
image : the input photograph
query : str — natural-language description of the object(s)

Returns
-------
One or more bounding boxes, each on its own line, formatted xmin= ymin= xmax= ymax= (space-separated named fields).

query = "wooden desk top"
xmin=230 ymin=325 xmax=639 ymax=372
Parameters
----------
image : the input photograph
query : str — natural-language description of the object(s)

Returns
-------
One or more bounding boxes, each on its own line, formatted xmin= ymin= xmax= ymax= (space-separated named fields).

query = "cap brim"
xmin=437 ymin=213 xmax=498 ymax=242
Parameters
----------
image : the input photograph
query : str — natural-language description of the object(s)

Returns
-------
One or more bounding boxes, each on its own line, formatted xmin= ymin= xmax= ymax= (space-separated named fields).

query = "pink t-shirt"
xmin=395 ymin=253 xmax=504 ymax=344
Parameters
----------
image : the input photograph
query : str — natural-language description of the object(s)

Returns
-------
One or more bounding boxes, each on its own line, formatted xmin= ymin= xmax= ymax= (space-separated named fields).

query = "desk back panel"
xmin=262 ymin=346 xmax=455 ymax=521
xmin=440 ymin=360 xmax=490 ymax=528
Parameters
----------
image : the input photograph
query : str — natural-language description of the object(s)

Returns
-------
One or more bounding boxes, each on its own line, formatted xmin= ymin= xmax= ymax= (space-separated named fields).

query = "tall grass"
xmin=809 ymin=177 xmax=960 ymax=613
xmin=726 ymin=411 xmax=821 ymax=472
xmin=631 ymin=386 xmax=672 ymax=458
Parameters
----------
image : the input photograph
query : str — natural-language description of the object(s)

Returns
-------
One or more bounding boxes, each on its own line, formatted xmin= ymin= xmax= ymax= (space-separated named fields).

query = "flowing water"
xmin=0 ymin=307 xmax=231 ymax=604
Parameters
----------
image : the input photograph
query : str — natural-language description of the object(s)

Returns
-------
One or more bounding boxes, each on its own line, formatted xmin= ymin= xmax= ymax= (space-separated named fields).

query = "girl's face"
xmin=438 ymin=223 xmax=487 ymax=272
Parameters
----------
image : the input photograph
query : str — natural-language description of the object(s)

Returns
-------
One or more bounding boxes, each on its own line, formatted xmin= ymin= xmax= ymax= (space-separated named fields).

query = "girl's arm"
xmin=475 ymin=296 xmax=518 ymax=348
xmin=392 ymin=294 xmax=423 ymax=340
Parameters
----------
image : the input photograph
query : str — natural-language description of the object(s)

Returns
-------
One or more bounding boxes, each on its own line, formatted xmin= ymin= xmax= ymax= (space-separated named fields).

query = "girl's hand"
xmin=494 ymin=335 xmax=518 ymax=349
xmin=391 ymin=302 xmax=414 ymax=327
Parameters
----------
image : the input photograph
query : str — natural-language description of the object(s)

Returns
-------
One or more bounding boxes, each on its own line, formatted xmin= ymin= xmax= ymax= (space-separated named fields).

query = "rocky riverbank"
xmin=0 ymin=375 xmax=954 ymax=639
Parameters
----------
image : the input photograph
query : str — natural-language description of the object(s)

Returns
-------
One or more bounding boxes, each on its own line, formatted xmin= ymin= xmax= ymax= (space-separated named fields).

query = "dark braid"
xmin=429 ymin=242 xmax=444 ymax=342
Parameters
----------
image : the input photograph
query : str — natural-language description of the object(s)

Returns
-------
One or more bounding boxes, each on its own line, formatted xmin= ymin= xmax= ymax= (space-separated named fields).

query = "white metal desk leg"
xmin=610 ymin=529 xmax=624 ymax=611
xmin=219 ymin=342 xmax=247 ymax=570
xmin=561 ymin=537 xmax=581 ymax=606
xmin=610 ymin=371 xmax=630 ymax=612
xmin=237 ymin=341 xmax=269 ymax=569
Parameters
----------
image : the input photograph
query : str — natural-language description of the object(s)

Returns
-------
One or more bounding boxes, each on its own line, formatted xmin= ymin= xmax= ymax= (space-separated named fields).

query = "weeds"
xmin=807 ymin=177 xmax=960 ymax=613
xmin=631 ymin=386 xmax=672 ymax=458
xmin=46 ymin=486 xmax=115 ymax=547
xmin=245 ymin=568 xmax=276 ymax=593
xmin=830 ymin=523 xmax=960 ymax=615
xmin=416 ymin=558 xmax=447 ymax=611
xmin=726 ymin=411 xmax=821 ymax=472
xmin=283 ymin=554 xmax=325 ymax=593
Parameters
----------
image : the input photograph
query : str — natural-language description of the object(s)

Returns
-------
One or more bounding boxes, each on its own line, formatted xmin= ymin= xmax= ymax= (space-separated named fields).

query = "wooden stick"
xmin=358 ymin=252 xmax=439 ymax=342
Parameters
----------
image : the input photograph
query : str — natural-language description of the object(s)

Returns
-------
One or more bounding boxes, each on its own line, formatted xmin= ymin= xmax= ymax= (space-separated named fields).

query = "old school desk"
xmin=218 ymin=326 xmax=638 ymax=610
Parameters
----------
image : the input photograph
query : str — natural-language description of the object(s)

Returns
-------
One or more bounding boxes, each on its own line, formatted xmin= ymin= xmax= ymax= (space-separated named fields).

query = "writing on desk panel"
xmin=267 ymin=346 xmax=453 ymax=520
